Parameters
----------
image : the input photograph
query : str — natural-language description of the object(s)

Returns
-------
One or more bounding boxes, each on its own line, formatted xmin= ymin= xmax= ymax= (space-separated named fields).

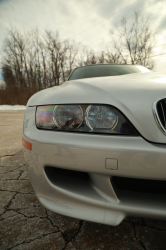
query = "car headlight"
xmin=36 ymin=104 xmax=138 ymax=135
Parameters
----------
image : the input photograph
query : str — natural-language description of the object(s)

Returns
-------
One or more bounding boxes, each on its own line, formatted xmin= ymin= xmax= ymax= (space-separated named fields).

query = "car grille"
xmin=112 ymin=176 xmax=166 ymax=195
xmin=154 ymin=98 xmax=166 ymax=132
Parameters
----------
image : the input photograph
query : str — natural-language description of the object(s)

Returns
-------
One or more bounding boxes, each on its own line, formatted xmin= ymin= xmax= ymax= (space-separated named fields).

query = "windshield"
xmin=68 ymin=64 xmax=151 ymax=81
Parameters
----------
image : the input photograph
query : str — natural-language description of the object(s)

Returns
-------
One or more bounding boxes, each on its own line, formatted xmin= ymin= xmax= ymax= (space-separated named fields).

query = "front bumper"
xmin=23 ymin=128 xmax=166 ymax=226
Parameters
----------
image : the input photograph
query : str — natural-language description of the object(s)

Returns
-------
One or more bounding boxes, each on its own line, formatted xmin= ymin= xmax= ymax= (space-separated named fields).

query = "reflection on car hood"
xmin=28 ymin=72 xmax=166 ymax=143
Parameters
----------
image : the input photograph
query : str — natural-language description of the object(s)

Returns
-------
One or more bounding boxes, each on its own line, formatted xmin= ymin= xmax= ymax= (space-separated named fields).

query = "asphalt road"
xmin=1 ymin=110 xmax=166 ymax=250
xmin=0 ymin=110 xmax=25 ymax=157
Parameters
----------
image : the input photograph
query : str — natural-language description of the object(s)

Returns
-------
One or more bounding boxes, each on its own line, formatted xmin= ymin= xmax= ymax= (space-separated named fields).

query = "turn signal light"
xmin=22 ymin=138 xmax=32 ymax=151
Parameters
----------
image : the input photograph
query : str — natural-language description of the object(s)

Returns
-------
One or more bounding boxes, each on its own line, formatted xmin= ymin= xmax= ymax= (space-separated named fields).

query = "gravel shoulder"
xmin=1 ymin=111 xmax=166 ymax=250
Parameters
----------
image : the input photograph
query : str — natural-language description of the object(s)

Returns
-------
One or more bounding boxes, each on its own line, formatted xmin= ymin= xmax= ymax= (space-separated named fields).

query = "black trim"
xmin=45 ymin=166 xmax=90 ymax=181
xmin=112 ymin=176 xmax=166 ymax=195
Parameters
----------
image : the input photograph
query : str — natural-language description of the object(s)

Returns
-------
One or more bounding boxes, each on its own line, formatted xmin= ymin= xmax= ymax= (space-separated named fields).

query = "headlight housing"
xmin=36 ymin=104 xmax=138 ymax=135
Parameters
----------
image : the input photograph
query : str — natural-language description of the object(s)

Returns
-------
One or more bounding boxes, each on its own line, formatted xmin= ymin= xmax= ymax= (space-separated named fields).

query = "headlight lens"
xmin=86 ymin=105 xmax=118 ymax=130
xmin=53 ymin=105 xmax=83 ymax=129
xmin=36 ymin=104 xmax=137 ymax=135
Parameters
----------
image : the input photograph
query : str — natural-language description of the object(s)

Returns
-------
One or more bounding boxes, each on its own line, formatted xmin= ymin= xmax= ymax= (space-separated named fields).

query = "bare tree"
xmin=2 ymin=65 xmax=15 ymax=88
xmin=0 ymin=15 xmax=156 ymax=105
xmin=76 ymin=47 xmax=104 ymax=66
xmin=64 ymin=39 xmax=80 ymax=80
xmin=98 ymin=51 xmax=105 ymax=64
xmin=106 ymin=11 xmax=155 ymax=69
xmin=2 ymin=28 xmax=26 ymax=86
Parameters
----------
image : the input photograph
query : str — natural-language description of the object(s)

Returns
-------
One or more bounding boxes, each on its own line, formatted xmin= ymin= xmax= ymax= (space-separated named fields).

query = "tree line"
xmin=0 ymin=11 xmax=155 ymax=104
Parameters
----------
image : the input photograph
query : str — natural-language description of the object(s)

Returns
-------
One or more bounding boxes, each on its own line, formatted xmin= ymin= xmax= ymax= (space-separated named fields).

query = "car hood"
xmin=28 ymin=72 xmax=166 ymax=143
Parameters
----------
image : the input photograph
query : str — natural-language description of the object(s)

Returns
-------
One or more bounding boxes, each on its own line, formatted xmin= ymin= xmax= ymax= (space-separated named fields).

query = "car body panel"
xmin=23 ymin=128 xmax=166 ymax=225
xmin=27 ymin=72 xmax=166 ymax=143
xmin=23 ymin=68 xmax=166 ymax=225
xmin=23 ymin=112 xmax=166 ymax=180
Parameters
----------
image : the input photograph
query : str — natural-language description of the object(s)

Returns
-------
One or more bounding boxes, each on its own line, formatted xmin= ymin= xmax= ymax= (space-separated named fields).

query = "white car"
xmin=23 ymin=64 xmax=166 ymax=226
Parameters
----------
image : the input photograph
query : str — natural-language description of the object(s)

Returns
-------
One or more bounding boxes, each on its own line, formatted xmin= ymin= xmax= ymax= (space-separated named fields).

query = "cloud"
xmin=0 ymin=0 xmax=166 ymax=73
xmin=157 ymin=17 xmax=166 ymax=33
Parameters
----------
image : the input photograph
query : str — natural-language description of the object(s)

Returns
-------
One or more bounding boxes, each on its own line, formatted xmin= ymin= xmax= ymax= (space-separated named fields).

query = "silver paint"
xmin=23 ymin=71 xmax=166 ymax=225
xmin=27 ymin=72 xmax=166 ymax=143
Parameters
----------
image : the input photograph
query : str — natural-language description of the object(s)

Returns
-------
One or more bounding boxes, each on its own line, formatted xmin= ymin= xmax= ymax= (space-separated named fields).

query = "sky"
xmin=0 ymin=0 xmax=166 ymax=79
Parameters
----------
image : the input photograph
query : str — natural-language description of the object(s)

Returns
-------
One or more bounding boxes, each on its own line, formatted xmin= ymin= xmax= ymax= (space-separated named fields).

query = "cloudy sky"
xmin=0 ymin=0 xmax=166 ymax=79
